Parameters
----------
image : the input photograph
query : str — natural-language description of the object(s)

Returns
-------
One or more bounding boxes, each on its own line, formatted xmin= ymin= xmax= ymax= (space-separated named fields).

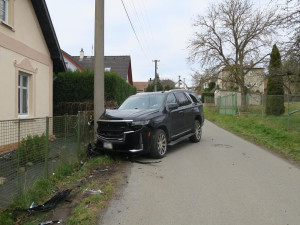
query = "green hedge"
xmin=53 ymin=70 xmax=136 ymax=105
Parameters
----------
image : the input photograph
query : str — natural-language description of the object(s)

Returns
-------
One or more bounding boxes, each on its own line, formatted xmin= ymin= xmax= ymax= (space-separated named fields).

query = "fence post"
xmin=17 ymin=119 xmax=21 ymax=193
xmin=77 ymin=111 xmax=81 ymax=161
xmin=45 ymin=117 xmax=49 ymax=178
xmin=232 ymin=94 xmax=234 ymax=116
xmin=225 ymin=96 xmax=227 ymax=115
xmin=217 ymin=96 xmax=221 ymax=113
xmin=262 ymin=93 xmax=264 ymax=121
xmin=287 ymin=94 xmax=290 ymax=129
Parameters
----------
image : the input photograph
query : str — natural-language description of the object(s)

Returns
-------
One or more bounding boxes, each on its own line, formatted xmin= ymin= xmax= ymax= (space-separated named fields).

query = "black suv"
xmin=95 ymin=90 xmax=204 ymax=158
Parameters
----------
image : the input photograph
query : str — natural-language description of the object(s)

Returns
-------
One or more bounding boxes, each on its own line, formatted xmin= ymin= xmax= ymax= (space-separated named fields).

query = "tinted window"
xmin=174 ymin=92 xmax=191 ymax=106
xmin=166 ymin=93 xmax=176 ymax=104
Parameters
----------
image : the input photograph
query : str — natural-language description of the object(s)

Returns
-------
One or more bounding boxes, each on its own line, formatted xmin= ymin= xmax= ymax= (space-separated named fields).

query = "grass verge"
xmin=204 ymin=107 xmax=300 ymax=162
xmin=0 ymin=155 xmax=122 ymax=225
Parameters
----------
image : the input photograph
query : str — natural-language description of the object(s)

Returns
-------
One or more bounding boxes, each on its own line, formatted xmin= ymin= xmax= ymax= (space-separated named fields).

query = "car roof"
xmin=135 ymin=89 xmax=193 ymax=96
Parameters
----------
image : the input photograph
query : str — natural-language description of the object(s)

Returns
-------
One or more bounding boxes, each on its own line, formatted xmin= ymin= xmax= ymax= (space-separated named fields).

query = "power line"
xmin=120 ymin=0 xmax=148 ymax=59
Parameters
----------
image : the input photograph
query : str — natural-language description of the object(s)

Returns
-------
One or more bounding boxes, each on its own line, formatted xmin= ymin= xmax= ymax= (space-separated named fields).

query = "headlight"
xmin=132 ymin=120 xmax=150 ymax=126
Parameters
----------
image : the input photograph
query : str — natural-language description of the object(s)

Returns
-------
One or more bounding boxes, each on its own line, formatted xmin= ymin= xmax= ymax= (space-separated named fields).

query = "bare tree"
xmin=188 ymin=0 xmax=281 ymax=111
xmin=283 ymin=0 xmax=300 ymax=59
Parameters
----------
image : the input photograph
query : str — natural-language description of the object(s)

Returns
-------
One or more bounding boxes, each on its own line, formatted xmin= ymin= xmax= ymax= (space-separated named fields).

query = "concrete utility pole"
xmin=94 ymin=0 xmax=105 ymax=136
xmin=152 ymin=60 xmax=160 ymax=92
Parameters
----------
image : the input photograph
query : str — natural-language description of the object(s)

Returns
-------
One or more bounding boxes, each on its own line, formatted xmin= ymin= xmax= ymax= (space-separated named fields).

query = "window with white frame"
xmin=0 ymin=0 xmax=8 ymax=23
xmin=18 ymin=72 xmax=29 ymax=117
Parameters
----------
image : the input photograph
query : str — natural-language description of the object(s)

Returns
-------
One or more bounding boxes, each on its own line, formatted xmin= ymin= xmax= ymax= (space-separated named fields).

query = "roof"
xmin=67 ymin=54 xmax=132 ymax=82
xmin=160 ymin=79 xmax=175 ymax=87
xmin=31 ymin=0 xmax=66 ymax=73
xmin=61 ymin=50 xmax=84 ymax=71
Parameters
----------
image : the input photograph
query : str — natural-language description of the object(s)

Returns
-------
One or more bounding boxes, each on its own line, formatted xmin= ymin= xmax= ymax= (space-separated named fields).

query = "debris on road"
xmin=23 ymin=189 xmax=72 ymax=213
xmin=38 ymin=219 xmax=63 ymax=225
xmin=84 ymin=189 xmax=103 ymax=195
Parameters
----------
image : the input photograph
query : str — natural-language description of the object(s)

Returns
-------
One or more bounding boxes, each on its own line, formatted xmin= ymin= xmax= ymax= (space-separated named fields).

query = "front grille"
xmin=97 ymin=121 xmax=133 ymax=139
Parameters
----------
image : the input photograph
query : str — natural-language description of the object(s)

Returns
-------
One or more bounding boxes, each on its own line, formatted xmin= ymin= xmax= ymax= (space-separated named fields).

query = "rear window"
xmin=174 ymin=92 xmax=192 ymax=106
xmin=189 ymin=93 xmax=199 ymax=103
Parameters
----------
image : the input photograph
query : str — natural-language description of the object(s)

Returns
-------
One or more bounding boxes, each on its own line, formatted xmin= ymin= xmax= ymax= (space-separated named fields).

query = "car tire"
xmin=189 ymin=120 xmax=202 ymax=143
xmin=150 ymin=129 xmax=167 ymax=159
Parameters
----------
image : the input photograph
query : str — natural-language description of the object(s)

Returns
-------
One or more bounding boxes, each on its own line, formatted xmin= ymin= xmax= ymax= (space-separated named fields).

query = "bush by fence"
xmin=18 ymin=134 xmax=46 ymax=166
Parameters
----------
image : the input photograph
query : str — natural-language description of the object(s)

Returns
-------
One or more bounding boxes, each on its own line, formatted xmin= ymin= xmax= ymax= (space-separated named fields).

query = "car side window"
xmin=174 ymin=92 xmax=191 ymax=106
xmin=189 ymin=94 xmax=199 ymax=103
xmin=167 ymin=93 xmax=177 ymax=104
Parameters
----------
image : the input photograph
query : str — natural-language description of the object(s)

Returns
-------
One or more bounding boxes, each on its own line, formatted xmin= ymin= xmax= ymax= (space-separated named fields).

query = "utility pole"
xmin=94 ymin=0 xmax=104 ymax=136
xmin=152 ymin=60 xmax=160 ymax=92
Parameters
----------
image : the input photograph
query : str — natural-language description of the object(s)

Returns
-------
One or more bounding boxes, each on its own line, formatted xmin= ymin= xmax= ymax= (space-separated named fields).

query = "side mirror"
xmin=168 ymin=103 xmax=179 ymax=110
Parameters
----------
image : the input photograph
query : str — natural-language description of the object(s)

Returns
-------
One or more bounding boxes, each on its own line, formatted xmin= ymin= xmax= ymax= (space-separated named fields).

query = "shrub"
xmin=266 ymin=44 xmax=285 ymax=115
xmin=18 ymin=134 xmax=47 ymax=166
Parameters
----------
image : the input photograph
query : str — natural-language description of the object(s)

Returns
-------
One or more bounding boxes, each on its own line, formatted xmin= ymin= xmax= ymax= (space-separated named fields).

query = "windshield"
xmin=119 ymin=94 xmax=165 ymax=110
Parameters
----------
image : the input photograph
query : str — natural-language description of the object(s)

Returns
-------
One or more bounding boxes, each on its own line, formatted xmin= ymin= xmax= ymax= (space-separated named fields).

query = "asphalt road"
xmin=99 ymin=120 xmax=300 ymax=225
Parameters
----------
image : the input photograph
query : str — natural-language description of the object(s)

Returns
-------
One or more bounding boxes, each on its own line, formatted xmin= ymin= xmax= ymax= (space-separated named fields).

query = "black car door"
xmin=166 ymin=93 xmax=185 ymax=138
xmin=174 ymin=92 xmax=194 ymax=133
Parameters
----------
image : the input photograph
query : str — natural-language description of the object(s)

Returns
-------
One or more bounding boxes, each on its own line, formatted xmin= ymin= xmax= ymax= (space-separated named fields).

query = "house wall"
xmin=0 ymin=0 xmax=53 ymax=120
xmin=0 ymin=0 xmax=53 ymax=152
xmin=217 ymin=69 xmax=265 ymax=93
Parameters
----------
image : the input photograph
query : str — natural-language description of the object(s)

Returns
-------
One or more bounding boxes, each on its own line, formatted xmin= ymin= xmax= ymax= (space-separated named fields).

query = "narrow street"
xmin=99 ymin=120 xmax=300 ymax=225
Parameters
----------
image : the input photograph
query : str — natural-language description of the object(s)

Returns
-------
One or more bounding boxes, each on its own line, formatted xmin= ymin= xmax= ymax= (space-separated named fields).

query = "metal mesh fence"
xmin=0 ymin=112 xmax=94 ymax=209
xmin=212 ymin=93 xmax=300 ymax=131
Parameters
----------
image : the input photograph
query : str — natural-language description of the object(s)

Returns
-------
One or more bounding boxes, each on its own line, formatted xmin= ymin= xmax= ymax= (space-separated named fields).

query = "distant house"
xmin=161 ymin=79 xmax=175 ymax=89
xmin=133 ymin=82 xmax=148 ymax=92
xmin=216 ymin=66 xmax=265 ymax=93
xmin=0 ymin=0 xmax=66 ymax=152
xmin=62 ymin=49 xmax=133 ymax=85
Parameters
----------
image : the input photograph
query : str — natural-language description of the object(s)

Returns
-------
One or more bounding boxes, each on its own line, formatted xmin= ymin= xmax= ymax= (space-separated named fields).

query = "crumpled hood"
xmin=99 ymin=109 xmax=159 ymax=121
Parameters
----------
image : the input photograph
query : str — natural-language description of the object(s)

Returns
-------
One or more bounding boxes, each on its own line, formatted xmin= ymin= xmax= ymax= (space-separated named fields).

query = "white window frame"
xmin=0 ymin=0 xmax=8 ymax=23
xmin=18 ymin=72 xmax=29 ymax=118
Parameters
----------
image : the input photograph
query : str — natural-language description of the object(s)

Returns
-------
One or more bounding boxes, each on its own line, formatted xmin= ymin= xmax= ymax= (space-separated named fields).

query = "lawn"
xmin=204 ymin=106 xmax=300 ymax=162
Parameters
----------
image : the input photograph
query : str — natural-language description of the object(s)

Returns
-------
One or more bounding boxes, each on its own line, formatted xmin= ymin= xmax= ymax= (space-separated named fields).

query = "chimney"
xmin=80 ymin=48 xmax=84 ymax=61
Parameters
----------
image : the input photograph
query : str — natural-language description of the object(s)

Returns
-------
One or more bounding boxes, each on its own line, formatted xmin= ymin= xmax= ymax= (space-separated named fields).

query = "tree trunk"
xmin=240 ymin=88 xmax=248 ymax=112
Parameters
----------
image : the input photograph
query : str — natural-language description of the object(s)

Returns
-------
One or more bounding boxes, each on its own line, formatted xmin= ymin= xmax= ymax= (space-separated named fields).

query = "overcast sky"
xmin=45 ymin=0 xmax=273 ymax=86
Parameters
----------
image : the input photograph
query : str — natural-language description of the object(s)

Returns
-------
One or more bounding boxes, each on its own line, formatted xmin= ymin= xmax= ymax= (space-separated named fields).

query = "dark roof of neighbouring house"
xmin=31 ymin=0 xmax=66 ymax=73
xmin=67 ymin=54 xmax=132 ymax=82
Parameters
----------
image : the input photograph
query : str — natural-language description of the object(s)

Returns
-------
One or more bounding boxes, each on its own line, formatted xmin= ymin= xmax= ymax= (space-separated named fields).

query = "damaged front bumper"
xmin=95 ymin=123 xmax=152 ymax=155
